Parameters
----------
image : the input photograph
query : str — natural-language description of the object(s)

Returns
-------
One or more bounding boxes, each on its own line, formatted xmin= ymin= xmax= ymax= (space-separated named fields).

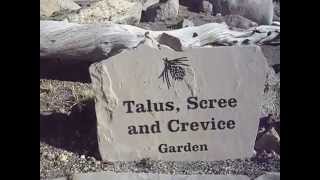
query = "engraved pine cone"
xmin=169 ymin=65 xmax=186 ymax=81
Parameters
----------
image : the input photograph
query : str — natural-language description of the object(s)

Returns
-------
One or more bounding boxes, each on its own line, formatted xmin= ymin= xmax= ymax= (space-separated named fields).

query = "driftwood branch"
xmin=40 ymin=20 xmax=280 ymax=63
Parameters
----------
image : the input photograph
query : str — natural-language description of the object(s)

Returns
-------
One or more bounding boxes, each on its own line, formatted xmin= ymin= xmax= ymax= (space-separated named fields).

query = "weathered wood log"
xmin=40 ymin=20 xmax=280 ymax=63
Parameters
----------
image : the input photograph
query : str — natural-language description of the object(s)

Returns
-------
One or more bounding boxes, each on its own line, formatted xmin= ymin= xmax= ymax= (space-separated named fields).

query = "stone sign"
xmin=89 ymin=45 xmax=268 ymax=161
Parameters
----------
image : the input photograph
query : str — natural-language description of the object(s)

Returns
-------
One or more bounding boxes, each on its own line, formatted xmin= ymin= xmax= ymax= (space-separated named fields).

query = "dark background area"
xmin=0 ymin=1 xmax=39 ymax=179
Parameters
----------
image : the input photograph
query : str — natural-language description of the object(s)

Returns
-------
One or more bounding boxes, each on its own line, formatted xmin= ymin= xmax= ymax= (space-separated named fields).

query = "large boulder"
xmin=66 ymin=0 xmax=143 ymax=25
xmin=40 ymin=0 xmax=81 ymax=17
xmin=141 ymin=0 xmax=179 ymax=22
xmin=158 ymin=0 xmax=179 ymax=20
xmin=210 ymin=0 xmax=274 ymax=25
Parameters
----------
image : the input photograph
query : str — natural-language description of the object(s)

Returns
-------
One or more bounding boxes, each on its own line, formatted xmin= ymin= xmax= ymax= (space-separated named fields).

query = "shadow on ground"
xmin=40 ymin=60 xmax=92 ymax=83
xmin=179 ymin=0 xmax=202 ymax=13
xmin=40 ymin=99 xmax=101 ymax=160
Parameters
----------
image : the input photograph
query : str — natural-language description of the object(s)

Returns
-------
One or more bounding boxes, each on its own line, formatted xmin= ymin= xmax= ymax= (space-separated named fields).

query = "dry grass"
xmin=40 ymin=79 xmax=94 ymax=113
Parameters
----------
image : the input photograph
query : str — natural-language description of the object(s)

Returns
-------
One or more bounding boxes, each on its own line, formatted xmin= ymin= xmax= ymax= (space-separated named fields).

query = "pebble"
xmin=59 ymin=154 xmax=68 ymax=162
xmin=253 ymin=150 xmax=257 ymax=156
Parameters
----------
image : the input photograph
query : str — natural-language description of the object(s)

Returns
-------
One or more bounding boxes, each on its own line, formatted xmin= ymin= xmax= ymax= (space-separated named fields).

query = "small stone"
xmin=158 ymin=33 xmax=183 ymax=51
xmin=192 ymin=32 xmax=198 ymax=37
xmin=80 ymin=155 xmax=86 ymax=159
xmin=59 ymin=154 xmax=68 ymax=162
xmin=170 ymin=169 xmax=175 ymax=174
xmin=271 ymin=151 xmax=280 ymax=159
xmin=182 ymin=19 xmax=194 ymax=28
xmin=252 ymin=150 xmax=257 ymax=157
xmin=59 ymin=108 xmax=67 ymax=114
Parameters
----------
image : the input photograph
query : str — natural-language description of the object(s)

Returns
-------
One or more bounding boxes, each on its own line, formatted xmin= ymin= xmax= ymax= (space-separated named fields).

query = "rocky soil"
xmin=40 ymin=1 xmax=280 ymax=179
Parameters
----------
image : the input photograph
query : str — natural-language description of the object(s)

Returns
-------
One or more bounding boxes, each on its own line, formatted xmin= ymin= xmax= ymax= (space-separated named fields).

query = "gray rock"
xmin=261 ymin=45 xmax=280 ymax=66
xmin=158 ymin=33 xmax=183 ymax=51
xmin=255 ymin=172 xmax=280 ymax=180
xmin=165 ymin=19 xmax=194 ymax=29
xmin=224 ymin=14 xmax=258 ymax=29
xmin=89 ymin=45 xmax=268 ymax=161
xmin=210 ymin=0 xmax=274 ymax=25
xmin=255 ymin=128 xmax=280 ymax=154
xmin=182 ymin=19 xmax=194 ymax=28
xmin=40 ymin=0 xmax=81 ymax=17
xmin=202 ymin=1 xmax=213 ymax=15
xmin=142 ymin=0 xmax=160 ymax=11
xmin=66 ymin=0 xmax=143 ymax=25
xmin=126 ymin=0 xmax=160 ymax=10
xmin=59 ymin=154 xmax=69 ymax=162
xmin=157 ymin=0 xmax=179 ymax=20
xmin=73 ymin=0 xmax=100 ymax=7
xmin=141 ymin=0 xmax=179 ymax=22
xmin=273 ymin=1 xmax=280 ymax=18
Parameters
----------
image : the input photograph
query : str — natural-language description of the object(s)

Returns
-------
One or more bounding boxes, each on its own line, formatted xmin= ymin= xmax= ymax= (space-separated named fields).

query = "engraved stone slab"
xmin=89 ymin=45 xmax=268 ymax=161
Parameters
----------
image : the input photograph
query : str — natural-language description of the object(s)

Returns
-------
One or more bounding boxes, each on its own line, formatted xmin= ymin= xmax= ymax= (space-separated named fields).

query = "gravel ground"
xmin=40 ymin=79 xmax=93 ymax=113
xmin=41 ymin=141 xmax=279 ymax=179
xmin=40 ymin=3 xmax=280 ymax=180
